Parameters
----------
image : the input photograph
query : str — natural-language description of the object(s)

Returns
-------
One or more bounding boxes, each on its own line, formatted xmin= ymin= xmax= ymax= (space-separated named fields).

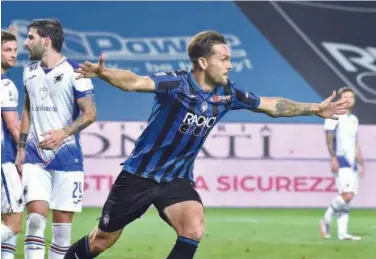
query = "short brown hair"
xmin=338 ymin=87 xmax=355 ymax=98
xmin=188 ymin=31 xmax=227 ymax=65
xmin=28 ymin=19 xmax=64 ymax=52
xmin=1 ymin=30 xmax=17 ymax=45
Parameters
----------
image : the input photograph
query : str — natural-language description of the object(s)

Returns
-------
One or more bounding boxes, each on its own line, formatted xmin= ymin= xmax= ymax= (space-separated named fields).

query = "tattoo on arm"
xmin=63 ymin=95 xmax=96 ymax=136
xmin=275 ymin=98 xmax=317 ymax=117
xmin=326 ymin=132 xmax=336 ymax=158
xmin=18 ymin=133 xmax=28 ymax=148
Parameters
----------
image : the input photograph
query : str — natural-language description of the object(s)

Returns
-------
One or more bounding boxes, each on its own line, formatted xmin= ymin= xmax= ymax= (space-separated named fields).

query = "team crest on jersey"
xmin=40 ymin=86 xmax=48 ymax=100
xmin=201 ymin=101 xmax=208 ymax=112
xmin=54 ymin=73 xmax=64 ymax=84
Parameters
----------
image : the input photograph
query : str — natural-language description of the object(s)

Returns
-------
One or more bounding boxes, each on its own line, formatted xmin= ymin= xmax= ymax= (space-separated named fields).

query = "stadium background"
xmin=2 ymin=1 xmax=376 ymax=258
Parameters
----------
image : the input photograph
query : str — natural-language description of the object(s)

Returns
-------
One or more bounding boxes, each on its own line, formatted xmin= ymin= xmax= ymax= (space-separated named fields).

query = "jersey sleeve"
xmin=1 ymin=80 xmax=18 ymax=111
xmin=231 ymin=84 xmax=260 ymax=110
xmin=324 ymin=118 xmax=338 ymax=131
xmin=72 ymin=76 xmax=94 ymax=99
xmin=149 ymin=72 xmax=182 ymax=96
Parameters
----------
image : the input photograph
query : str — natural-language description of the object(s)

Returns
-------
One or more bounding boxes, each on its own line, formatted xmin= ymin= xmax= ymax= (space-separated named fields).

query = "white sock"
xmin=1 ymin=234 xmax=18 ymax=259
xmin=1 ymin=224 xmax=15 ymax=243
xmin=324 ymin=195 xmax=346 ymax=224
xmin=49 ymin=223 xmax=72 ymax=259
xmin=338 ymin=203 xmax=350 ymax=237
xmin=24 ymin=213 xmax=47 ymax=259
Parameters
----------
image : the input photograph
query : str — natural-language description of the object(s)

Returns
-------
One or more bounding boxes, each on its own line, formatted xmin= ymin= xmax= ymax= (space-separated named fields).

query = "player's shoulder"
xmin=24 ymin=61 xmax=40 ymax=73
xmin=65 ymin=59 xmax=80 ymax=70
xmin=1 ymin=75 xmax=16 ymax=89
xmin=152 ymin=70 xmax=188 ymax=80
xmin=349 ymin=113 xmax=359 ymax=123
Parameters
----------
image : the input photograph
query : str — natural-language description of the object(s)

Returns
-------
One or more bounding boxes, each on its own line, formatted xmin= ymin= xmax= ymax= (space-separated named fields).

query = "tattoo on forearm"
xmin=275 ymin=99 xmax=315 ymax=117
xmin=63 ymin=96 xmax=96 ymax=136
xmin=18 ymin=133 xmax=28 ymax=148
xmin=326 ymin=134 xmax=336 ymax=157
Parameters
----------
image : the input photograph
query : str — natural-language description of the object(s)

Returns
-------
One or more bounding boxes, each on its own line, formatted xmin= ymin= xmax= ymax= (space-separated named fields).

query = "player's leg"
xmin=1 ymin=163 xmax=23 ymax=242
xmin=155 ymin=179 xmax=204 ymax=259
xmin=1 ymin=163 xmax=24 ymax=259
xmin=23 ymin=163 xmax=51 ymax=259
xmin=336 ymin=168 xmax=360 ymax=240
xmin=320 ymin=173 xmax=346 ymax=239
xmin=49 ymin=170 xmax=85 ymax=259
xmin=64 ymin=172 xmax=156 ymax=258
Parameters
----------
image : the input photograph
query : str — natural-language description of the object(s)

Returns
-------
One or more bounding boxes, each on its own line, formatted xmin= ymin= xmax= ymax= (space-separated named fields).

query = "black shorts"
xmin=98 ymin=171 xmax=203 ymax=232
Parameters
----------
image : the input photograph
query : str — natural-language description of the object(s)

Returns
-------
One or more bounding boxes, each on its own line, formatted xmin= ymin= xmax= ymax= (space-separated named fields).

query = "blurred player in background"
xmin=16 ymin=19 xmax=96 ymax=259
xmin=1 ymin=30 xmax=23 ymax=259
xmin=64 ymin=31 xmax=349 ymax=259
xmin=320 ymin=87 xmax=364 ymax=241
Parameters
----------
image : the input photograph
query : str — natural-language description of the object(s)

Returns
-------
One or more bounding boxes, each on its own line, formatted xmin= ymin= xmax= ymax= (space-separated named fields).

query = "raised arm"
xmin=255 ymin=91 xmax=349 ymax=119
xmin=76 ymin=54 xmax=156 ymax=92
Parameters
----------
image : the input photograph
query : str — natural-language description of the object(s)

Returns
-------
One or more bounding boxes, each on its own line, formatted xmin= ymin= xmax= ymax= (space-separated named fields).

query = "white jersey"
xmin=1 ymin=74 xmax=18 ymax=163
xmin=324 ymin=113 xmax=359 ymax=169
xmin=23 ymin=58 xmax=94 ymax=171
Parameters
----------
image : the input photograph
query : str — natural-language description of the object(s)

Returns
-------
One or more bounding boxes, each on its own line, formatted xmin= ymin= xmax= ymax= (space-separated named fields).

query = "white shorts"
xmin=23 ymin=163 xmax=84 ymax=212
xmin=1 ymin=163 xmax=24 ymax=214
xmin=335 ymin=168 xmax=359 ymax=194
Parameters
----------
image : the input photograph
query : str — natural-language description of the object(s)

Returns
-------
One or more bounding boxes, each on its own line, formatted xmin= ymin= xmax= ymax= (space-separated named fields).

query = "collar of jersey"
xmin=41 ymin=57 xmax=67 ymax=74
xmin=188 ymin=70 xmax=219 ymax=97
xmin=1 ymin=74 xmax=6 ymax=80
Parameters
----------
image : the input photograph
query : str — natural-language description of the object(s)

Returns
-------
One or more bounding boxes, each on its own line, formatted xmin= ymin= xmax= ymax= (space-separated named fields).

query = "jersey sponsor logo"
xmin=31 ymin=104 xmax=58 ymax=112
xmin=179 ymin=112 xmax=216 ymax=136
xmin=210 ymin=94 xmax=232 ymax=103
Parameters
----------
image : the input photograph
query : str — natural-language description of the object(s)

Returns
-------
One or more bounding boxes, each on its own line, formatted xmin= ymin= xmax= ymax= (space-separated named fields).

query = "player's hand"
xmin=358 ymin=164 xmax=365 ymax=178
xmin=75 ymin=54 xmax=105 ymax=79
xmin=39 ymin=129 xmax=68 ymax=150
xmin=316 ymin=91 xmax=350 ymax=120
xmin=15 ymin=148 xmax=25 ymax=176
xmin=331 ymin=157 xmax=339 ymax=173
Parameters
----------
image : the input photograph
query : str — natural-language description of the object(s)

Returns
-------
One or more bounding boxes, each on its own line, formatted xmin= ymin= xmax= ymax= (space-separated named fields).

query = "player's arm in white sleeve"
xmin=62 ymin=77 xmax=96 ymax=137
xmin=1 ymin=81 xmax=20 ymax=143
xmin=324 ymin=118 xmax=339 ymax=173
xmin=39 ymin=76 xmax=96 ymax=150
xmin=75 ymin=54 xmax=155 ymax=92
xmin=355 ymin=137 xmax=365 ymax=177
xmin=255 ymin=91 xmax=348 ymax=119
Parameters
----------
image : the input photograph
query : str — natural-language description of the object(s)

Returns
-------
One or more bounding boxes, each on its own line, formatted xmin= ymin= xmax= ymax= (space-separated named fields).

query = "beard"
xmin=28 ymin=45 xmax=45 ymax=60
xmin=1 ymin=60 xmax=14 ymax=69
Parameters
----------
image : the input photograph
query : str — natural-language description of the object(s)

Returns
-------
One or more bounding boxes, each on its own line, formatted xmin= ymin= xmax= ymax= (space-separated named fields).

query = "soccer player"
xmin=65 ymin=31 xmax=349 ymax=259
xmin=15 ymin=19 xmax=96 ymax=259
xmin=1 ymin=30 xmax=23 ymax=259
xmin=320 ymin=87 xmax=363 ymax=241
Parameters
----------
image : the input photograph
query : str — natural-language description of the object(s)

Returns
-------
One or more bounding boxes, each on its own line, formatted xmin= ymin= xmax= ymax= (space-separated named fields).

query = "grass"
xmin=13 ymin=208 xmax=376 ymax=259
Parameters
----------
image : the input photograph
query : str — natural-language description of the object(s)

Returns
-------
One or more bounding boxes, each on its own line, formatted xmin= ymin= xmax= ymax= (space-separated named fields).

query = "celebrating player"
xmin=65 ymin=31 xmax=349 ymax=259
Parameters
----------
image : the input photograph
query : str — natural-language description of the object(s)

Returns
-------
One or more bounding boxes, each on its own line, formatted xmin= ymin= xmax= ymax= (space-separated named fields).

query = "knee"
xmin=88 ymin=230 xmax=116 ymax=254
xmin=342 ymin=192 xmax=354 ymax=202
xmin=181 ymin=224 xmax=205 ymax=241
xmin=27 ymin=213 xmax=47 ymax=231
xmin=10 ymin=223 xmax=22 ymax=235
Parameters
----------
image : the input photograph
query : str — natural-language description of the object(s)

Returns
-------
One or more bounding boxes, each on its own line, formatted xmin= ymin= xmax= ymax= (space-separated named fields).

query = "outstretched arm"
xmin=76 ymin=54 xmax=156 ymax=92
xmin=255 ymin=91 xmax=349 ymax=119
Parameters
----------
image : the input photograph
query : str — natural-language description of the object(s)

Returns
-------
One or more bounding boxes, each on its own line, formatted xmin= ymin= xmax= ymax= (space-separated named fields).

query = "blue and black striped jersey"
xmin=122 ymin=70 xmax=260 ymax=183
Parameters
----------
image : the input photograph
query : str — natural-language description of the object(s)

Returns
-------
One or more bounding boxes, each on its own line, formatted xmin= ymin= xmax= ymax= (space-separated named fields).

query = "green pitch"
xmin=15 ymin=208 xmax=375 ymax=259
